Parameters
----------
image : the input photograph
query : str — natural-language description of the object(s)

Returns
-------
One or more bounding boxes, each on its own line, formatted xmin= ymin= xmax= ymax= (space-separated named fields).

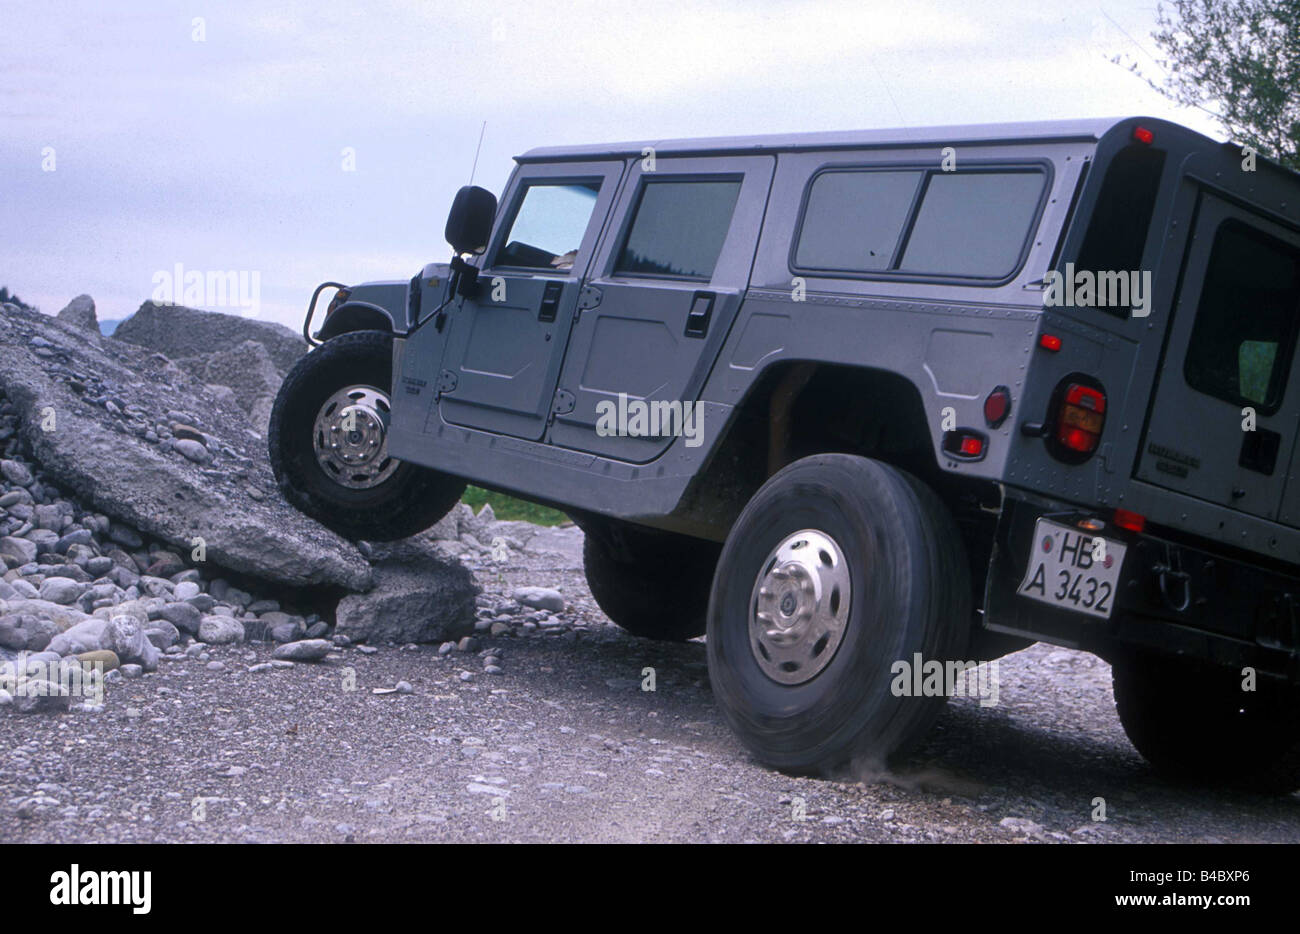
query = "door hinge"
xmin=437 ymin=369 xmax=458 ymax=395
xmin=578 ymin=286 xmax=603 ymax=311
xmin=551 ymin=388 xmax=575 ymax=416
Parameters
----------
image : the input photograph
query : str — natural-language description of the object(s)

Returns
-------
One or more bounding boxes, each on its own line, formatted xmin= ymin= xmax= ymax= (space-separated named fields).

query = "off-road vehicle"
xmin=271 ymin=117 xmax=1300 ymax=791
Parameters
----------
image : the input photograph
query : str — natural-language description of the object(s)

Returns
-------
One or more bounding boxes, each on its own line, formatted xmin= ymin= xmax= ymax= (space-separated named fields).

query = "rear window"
xmin=1184 ymin=220 xmax=1300 ymax=413
xmin=793 ymin=166 xmax=1046 ymax=282
xmin=615 ymin=178 xmax=741 ymax=280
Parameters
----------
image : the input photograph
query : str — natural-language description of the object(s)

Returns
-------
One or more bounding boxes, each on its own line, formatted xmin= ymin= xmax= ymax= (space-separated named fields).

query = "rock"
xmin=0 ymin=614 xmax=59 ymax=651
xmin=172 ymin=438 xmax=212 ymax=465
xmin=271 ymin=639 xmax=332 ymax=662
xmin=38 ymin=577 xmax=85 ymax=605
xmin=999 ymin=817 xmax=1045 ymax=837
xmin=75 ymin=649 xmax=120 ymax=671
xmin=104 ymin=615 xmax=147 ymax=662
xmin=0 ymin=459 xmax=33 ymax=487
xmin=192 ymin=340 xmax=284 ymax=433
xmin=56 ymin=294 xmax=98 ymax=331
xmin=144 ymin=620 xmax=180 ymax=649
xmin=0 ymin=305 xmax=371 ymax=590
xmin=114 ymin=300 xmax=307 ymax=375
xmin=198 ymin=615 xmax=244 ymax=645
xmin=160 ymin=601 xmax=202 ymax=635
xmin=0 ymin=536 xmax=37 ymax=565
xmin=512 ymin=587 xmax=566 ymax=613
xmin=334 ymin=540 xmax=478 ymax=645
xmin=119 ymin=664 xmax=143 ymax=679
xmin=45 ymin=617 xmax=109 ymax=655
xmin=396 ymin=680 xmax=414 ymax=694
xmin=173 ymin=581 xmax=201 ymax=601
xmin=14 ymin=679 xmax=72 ymax=713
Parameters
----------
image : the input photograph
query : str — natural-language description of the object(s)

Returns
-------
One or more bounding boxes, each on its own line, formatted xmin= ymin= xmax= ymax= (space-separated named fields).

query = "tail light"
xmin=1055 ymin=381 xmax=1106 ymax=456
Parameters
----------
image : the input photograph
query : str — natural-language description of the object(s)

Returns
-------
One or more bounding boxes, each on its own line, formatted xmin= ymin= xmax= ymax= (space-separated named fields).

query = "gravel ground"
xmin=3 ymin=526 xmax=1299 ymax=844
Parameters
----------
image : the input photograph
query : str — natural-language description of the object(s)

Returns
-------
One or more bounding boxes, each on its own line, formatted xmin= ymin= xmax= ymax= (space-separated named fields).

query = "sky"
xmin=0 ymin=0 xmax=1224 ymax=330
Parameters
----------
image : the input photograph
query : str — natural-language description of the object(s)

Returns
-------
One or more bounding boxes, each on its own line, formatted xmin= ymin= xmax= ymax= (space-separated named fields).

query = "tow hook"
xmin=1154 ymin=547 xmax=1191 ymax=612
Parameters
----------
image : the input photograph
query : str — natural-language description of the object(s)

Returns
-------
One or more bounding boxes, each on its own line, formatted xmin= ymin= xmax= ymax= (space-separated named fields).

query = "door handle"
xmin=539 ymin=281 xmax=563 ymax=322
xmin=685 ymin=292 xmax=716 ymax=338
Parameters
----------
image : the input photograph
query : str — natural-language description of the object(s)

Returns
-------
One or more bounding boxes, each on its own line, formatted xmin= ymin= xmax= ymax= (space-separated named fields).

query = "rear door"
xmin=1137 ymin=192 xmax=1300 ymax=522
xmin=437 ymin=161 xmax=625 ymax=440
xmin=548 ymin=155 xmax=774 ymax=461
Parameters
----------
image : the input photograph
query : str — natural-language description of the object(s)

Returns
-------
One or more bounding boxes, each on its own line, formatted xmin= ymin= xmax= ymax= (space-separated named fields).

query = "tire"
xmin=582 ymin=523 xmax=720 ymax=642
xmin=268 ymin=330 xmax=465 ymax=542
xmin=1112 ymin=653 xmax=1300 ymax=794
xmin=707 ymin=454 xmax=971 ymax=774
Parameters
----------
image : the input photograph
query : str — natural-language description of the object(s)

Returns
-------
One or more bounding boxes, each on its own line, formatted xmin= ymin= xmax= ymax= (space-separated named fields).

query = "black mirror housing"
xmin=445 ymin=185 xmax=497 ymax=256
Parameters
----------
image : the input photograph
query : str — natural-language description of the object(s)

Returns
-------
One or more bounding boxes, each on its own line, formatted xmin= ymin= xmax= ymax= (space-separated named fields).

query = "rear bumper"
xmin=984 ymin=489 xmax=1300 ymax=683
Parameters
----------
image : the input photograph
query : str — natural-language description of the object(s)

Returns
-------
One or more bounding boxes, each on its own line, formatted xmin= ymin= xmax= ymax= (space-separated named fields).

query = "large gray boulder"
xmin=0 ymin=305 xmax=371 ymax=591
xmin=56 ymin=295 xmax=98 ymax=332
xmin=180 ymin=339 xmax=283 ymax=433
xmin=335 ymin=540 xmax=479 ymax=645
xmin=114 ymin=301 xmax=306 ymax=374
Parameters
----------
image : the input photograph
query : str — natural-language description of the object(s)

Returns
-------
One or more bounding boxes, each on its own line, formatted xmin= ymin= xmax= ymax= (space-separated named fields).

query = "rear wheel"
xmin=1112 ymin=653 xmax=1300 ymax=794
xmin=581 ymin=522 xmax=719 ymax=642
xmin=268 ymin=330 xmax=465 ymax=541
xmin=707 ymin=454 xmax=971 ymax=774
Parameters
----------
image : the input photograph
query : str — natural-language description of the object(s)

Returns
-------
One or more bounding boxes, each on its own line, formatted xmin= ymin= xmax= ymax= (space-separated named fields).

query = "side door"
xmin=548 ymin=155 xmax=775 ymax=461
xmin=437 ymin=161 xmax=625 ymax=440
xmin=1137 ymin=191 xmax=1300 ymax=522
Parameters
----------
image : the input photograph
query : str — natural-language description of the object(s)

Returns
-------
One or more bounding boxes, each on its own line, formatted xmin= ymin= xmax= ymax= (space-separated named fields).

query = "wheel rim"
xmin=748 ymin=529 xmax=852 ymax=685
xmin=312 ymin=384 xmax=398 ymax=490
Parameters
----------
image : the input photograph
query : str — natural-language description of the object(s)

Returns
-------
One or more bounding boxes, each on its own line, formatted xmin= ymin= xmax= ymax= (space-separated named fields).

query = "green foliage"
xmin=462 ymin=486 xmax=568 ymax=526
xmin=0 ymin=286 xmax=33 ymax=309
xmin=1120 ymin=0 xmax=1300 ymax=170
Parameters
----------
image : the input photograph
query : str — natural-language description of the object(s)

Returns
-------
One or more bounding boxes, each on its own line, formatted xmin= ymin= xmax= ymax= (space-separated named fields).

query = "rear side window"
xmin=497 ymin=180 xmax=601 ymax=270
xmin=1184 ymin=220 xmax=1300 ymax=413
xmin=615 ymin=178 xmax=741 ymax=279
xmin=793 ymin=166 xmax=1046 ymax=282
xmin=899 ymin=172 xmax=1046 ymax=277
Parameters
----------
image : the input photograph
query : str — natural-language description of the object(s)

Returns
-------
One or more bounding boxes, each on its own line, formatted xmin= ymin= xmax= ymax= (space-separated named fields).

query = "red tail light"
xmin=1133 ymin=126 xmax=1154 ymax=145
xmin=1113 ymin=508 xmax=1146 ymax=533
xmin=1055 ymin=382 xmax=1106 ymax=455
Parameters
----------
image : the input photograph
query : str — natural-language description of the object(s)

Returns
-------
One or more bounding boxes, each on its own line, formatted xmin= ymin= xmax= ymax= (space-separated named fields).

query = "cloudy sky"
xmin=1 ymin=0 xmax=1222 ymax=329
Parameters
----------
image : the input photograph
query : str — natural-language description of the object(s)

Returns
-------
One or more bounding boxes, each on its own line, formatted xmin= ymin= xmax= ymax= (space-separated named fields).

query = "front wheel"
xmin=1113 ymin=653 xmax=1300 ymax=794
xmin=268 ymin=330 xmax=465 ymax=541
xmin=707 ymin=454 xmax=971 ymax=774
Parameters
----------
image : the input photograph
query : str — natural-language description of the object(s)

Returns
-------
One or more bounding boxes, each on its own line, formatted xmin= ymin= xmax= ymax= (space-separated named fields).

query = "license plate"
xmin=1017 ymin=518 xmax=1127 ymax=619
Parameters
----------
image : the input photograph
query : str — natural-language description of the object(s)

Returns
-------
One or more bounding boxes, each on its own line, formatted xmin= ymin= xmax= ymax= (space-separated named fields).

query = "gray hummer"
xmin=270 ymin=116 xmax=1300 ymax=791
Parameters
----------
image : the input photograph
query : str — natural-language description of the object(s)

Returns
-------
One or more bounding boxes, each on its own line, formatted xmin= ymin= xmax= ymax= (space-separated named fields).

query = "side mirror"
xmin=445 ymin=185 xmax=497 ymax=256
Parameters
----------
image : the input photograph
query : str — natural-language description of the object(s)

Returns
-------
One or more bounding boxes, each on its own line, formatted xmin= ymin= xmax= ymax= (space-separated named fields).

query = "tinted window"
xmin=615 ymin=179 xmax=741 ymax=279
xmin=1074 ymin=145 xmax=1166 ymax=318
xmin=497 ymin=181 xmax=601 ymax=270
xmin=794 ymin=170 xmax=921 ymax=271
xmin=899 ymin=171 xmax=1045 ymax=277
xmin=1185 ymin=220 xmax=1300 ymax=412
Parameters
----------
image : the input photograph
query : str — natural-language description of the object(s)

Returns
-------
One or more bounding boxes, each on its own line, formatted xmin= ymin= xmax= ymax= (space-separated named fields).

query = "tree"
xmin=1119 ymin=0 xmax=1300 ymax=170
xmin=0 ymin=286 xmax=32 ymax=310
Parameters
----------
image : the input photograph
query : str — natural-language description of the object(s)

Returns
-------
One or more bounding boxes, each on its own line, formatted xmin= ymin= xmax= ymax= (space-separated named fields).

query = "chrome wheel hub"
xmin=749 ymin=529 xmax=851 ymax=685
xmin=312 ymin=385 xmax=397 ymax=490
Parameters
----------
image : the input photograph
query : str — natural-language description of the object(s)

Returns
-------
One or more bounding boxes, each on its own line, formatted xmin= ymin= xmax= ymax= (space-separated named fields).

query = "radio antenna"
xmin=469 ymin=120 xmax=487 ymax=186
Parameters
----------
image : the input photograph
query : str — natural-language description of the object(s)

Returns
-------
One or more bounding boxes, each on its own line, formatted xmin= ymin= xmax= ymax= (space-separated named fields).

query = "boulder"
xmin=56 ymin=294 xmax=98 ymax=331
xmin=335 ymin=540 xmax=479 ymax=645
xmin=0 ymin=305 xmax=371 ymax=590
xmin=271 ymin=639 xmax=332 ymax=662
xmin=199 ymin=615 xmax=244 ymax=644
xmin=113 ymin=300 xmax=306 ymax=374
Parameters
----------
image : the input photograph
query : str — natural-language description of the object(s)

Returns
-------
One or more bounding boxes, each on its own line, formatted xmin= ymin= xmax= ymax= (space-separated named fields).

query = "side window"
xmin=615 ymin=178 xmax=741 ymax=279
xmin=497 ymin=180 xmax=601 ymax=270
xmin=795 ymin=171 xmax=921 ymax=272
xmin=1184 ymin=220 xmax=1300 ymax=413
xmin=792 ymin=167 xmax=1047 ymax=282
xmin=899 ymin=172 xmax=1046 ymax=277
